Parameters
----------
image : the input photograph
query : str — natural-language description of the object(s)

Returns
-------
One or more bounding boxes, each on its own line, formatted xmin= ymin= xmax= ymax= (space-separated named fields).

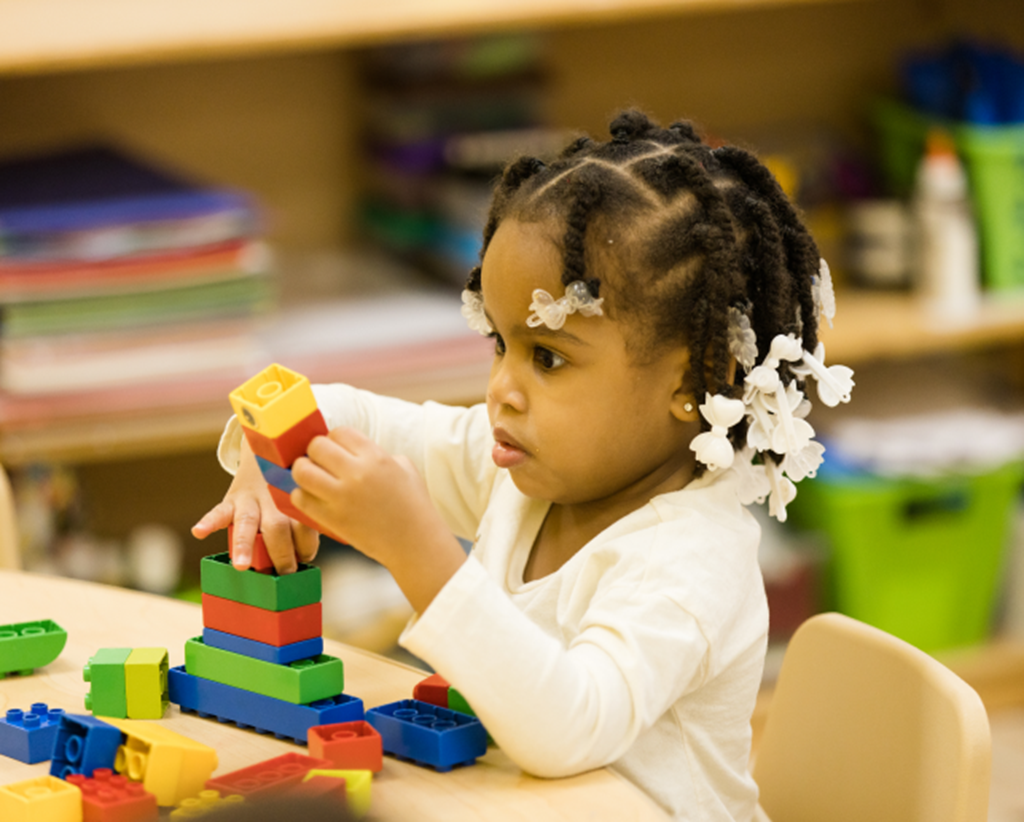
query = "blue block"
xmin=366 ymin=699 xmax=487 ymax=772
xmin=168 ymin=665 xmax=362 ymax=745
xmin=0 ymin=703 xmax=65 ymax=764
xmin=256 ymin=456 xmax=298 ymax=494
xmin=49 ymin=713 xmax=122 ymax=778
xmin=201 ymin=627 xmax=323 ymax=665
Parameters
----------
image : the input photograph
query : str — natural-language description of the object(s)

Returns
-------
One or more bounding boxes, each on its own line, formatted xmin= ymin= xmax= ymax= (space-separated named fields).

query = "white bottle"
xmin=913 ymin=130 xmax=980 ymax=323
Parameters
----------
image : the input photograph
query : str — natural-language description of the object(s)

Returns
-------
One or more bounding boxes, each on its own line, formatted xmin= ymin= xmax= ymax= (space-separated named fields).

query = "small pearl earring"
xmin=684 ymin=402 xmax=694 ymax=413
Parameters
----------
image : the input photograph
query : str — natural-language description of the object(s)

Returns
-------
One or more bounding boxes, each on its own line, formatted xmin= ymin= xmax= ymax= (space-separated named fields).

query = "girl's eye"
xmin=489 ymin=332 xmax=506 ymax=356
xmin=534 ymin=347 xmax=566 ymax=370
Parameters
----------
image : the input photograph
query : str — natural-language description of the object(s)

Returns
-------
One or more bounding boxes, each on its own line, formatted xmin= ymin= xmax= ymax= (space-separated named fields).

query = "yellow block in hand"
xmin=229 ymin=363 xmax=317 ymax=439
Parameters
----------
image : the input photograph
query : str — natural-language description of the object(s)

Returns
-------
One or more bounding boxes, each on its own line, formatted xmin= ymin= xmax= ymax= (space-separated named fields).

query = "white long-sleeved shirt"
xmin=219 ymin=384 xmax=769 ymax=821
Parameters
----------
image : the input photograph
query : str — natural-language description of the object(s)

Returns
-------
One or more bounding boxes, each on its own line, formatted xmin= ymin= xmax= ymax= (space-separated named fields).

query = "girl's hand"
xmin=191 ymin=439 xmax=319 ymax=574
xmin=291 ymin=427 xmax=466 ymax=613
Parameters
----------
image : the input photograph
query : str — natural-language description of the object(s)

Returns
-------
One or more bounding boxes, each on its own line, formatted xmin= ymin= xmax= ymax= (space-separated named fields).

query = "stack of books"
xmin=0 ymin=144 xmax=271 ymax=396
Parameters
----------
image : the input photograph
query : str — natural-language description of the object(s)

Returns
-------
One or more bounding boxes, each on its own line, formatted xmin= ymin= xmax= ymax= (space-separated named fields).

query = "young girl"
xmin=194 ymin=110 xmax=853 ymax=821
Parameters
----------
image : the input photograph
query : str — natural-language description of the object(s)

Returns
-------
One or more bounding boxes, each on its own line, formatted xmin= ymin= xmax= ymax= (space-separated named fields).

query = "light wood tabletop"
xmin=0 ymin=569 xmax=669 ymax=820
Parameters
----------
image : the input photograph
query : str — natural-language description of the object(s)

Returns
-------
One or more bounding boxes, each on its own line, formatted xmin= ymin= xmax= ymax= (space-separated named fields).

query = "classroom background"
xmin=2 ymin=0 xmax=1024 ymax=778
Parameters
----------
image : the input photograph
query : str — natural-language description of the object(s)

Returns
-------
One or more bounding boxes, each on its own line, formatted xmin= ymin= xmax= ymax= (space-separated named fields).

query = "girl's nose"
xmin=487 ymin=358 xmax=526 ymax=412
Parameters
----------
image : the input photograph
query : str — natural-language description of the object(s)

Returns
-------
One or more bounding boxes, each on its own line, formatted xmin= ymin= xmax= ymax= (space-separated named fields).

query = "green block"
xmin=83 ymin=647 xmax=132 ymax=716
xmin=0 ymin=619 xmax=68 ymax=677
xmin=183 ymin=636 xmax=343 ymax=704
xmin=200 ymin=552 xmax=321 ymax=611
xmin=447 ymin=686 xmax=475 ymax=717
xmin=125 ymin=647 xmax=169 ymax=719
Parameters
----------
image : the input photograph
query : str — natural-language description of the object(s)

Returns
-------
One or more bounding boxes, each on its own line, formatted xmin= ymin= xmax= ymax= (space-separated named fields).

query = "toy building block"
xmin=201 ymin=627 xmax=323 ymax=665
xmin=83 ymin=648 xmax=132 ymax=717
xmin=413 ymin=673 xmax=451 ymax=708
xmin=255 ymin=456 xmax=297 ymax=495
xmin=266 ymin=485 xmax=336 ymax=537
xmin=184 ymin=636 xmax=344 ymax=705
xmin=447 ymin=686 xmax=476 ymax=718
xmin=229 ymin=363 xmax=318 ymax=440
xmin=65 ymin=768 xmax=158 ymax=822
xmin=0 ymin=774 xmax=83 ymax=822
xmin=0 ymin=704 xmax=65 ymax=764
xmin=205 ymin=752 xmax=331 ymax=798
xmin=226 ymin=524 xmax=273 ymax=573
xmin=50 ymin=714 xmax=123 ymax=780
xmin=170 ymin=790 xmax=244 ymax=820
xmin=200 ymin=552 xmax=321 ymax=611
xmin=0 ymin=619 xmax=68 ymax=678
xmin=123 ymin=648 xmax=168 ymax=720
xmin=285 ymin=773 xmax=348 ymax=803
xmin=366 ymin=699 xmax=487 ymax=772
xmin=168 ymin=665 xmax=364 ymax=744
xmin=305 ymin=770 xmax=372 ymax=818
xmin=307 ymin=721 xmax=383 ymax=773
xmin=201 ymin=593 xmax=322 ymax=646
xmin=241 ymin=407 xmax=328 ymax=470
xmin=102 ymin=718 xmax=217 ymax=807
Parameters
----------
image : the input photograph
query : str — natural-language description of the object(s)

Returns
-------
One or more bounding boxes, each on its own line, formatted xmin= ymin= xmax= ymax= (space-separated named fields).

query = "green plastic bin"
xmin=789 ymin=461 xmax=1024 ymax=652
xmin=872 ymin=99 xmax=1024 ymax=291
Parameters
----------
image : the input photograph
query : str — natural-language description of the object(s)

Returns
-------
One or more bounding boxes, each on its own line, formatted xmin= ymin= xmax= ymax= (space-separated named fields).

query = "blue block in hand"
xmin=49 ymin=713 xmax=122 ymax=778
xmin=168 ymin=664 xmax=362 ymax=745
xmin=366 ymin=698 xmax=488 ymax=772
xmin=0 ymin=704 xmax=65 ymax=763
xmin=255 ymin=456 xmax=298 ymax=494
xmin=201 ymin=627 xmax=323 ymax=665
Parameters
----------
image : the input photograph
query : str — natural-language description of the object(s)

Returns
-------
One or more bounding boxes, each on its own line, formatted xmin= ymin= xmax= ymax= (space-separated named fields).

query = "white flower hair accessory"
xmin=811 ymin=258 xmax=837 ymax=329
xmin=461 ymin=289 xmax=492 ymax=336
xmin=727 ymin=306 xmax=758 ymax=373
xmin=689 ymin=393 xmax=746 ymax=471
xmin=527 ymin=280 xmax=604 ymax=330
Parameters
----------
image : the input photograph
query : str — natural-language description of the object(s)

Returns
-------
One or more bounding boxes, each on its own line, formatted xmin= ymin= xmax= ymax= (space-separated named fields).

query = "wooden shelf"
xmin=0 ymin=0 xmax=864 ymax=74
xmin=821 ymin=289 xmax=1024 ymax=364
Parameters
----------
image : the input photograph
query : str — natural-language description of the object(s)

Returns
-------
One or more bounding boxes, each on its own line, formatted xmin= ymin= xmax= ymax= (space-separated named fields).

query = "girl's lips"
xmin=492 ymin=428 xmax=528 ymax=469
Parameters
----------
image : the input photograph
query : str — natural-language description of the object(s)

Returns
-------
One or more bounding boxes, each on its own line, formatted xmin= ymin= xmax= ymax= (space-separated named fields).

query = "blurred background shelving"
xmin=2 ymin=0 xmax=1024 ymax=668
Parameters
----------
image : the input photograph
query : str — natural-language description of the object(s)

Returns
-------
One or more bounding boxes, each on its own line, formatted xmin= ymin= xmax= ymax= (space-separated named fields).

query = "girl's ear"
xmin=669 ymin=352 xmax=738 ymax=423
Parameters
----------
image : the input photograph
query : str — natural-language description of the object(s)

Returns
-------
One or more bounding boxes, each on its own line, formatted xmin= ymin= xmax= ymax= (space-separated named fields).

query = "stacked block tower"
xmin=168 ymin=364 xmax=364 ymax=741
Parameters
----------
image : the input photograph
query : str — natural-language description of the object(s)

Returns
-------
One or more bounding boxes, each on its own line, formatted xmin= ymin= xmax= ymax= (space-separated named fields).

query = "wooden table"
xmin=0 ymin=570 xmax=669 ymax=820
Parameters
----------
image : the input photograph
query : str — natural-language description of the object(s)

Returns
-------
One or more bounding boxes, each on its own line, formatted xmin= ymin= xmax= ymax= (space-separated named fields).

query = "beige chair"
xmin=753 ymin=612 xmax=991 ymax=822
xmin=0 ymin=464 xmax=20 ymax=569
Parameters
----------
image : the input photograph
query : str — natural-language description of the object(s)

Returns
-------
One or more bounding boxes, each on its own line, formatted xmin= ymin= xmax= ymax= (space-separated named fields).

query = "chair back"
xmin=0 ymin=464 xmax=20 ymax=569
xmin=753 ymin=612 xmax=991 ymax=822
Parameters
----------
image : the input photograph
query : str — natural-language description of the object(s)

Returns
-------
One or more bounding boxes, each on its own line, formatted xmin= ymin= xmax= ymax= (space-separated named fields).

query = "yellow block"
xmin=103 ymin=717 xmax=218 ymax=807
xmin=0 ymin=775 xmax=82 ymax=822
xmin=170 ymin=789 xmax=245 ymax=819
xmin=125 ymin=647 xmax=169 ymax=719
xmin=229 ymin=363 xmax=317 ymax=438
xmin=305 ymin=769 xmax=372 ymax=817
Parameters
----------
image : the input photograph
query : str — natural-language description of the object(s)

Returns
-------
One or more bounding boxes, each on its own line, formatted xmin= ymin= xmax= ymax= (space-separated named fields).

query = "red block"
xmin=266 ymin=485 xmax=345 ymax=543
xmin=307 ymin=721 xmax=383 ymax=773
xmin=242 ymin=408 xmax=328 ymax=468
xmin=66 ymin=768 xmax=158 ymax=822
xmin=413 ymin=673 xmax=451 ymax=708
xmin=201 ymin=593 xmax=322 ymax=646
xmin=205 ymin=752 xmax=331 ymax=798
xmin=227 ymin=524 xmax=274 ymax=573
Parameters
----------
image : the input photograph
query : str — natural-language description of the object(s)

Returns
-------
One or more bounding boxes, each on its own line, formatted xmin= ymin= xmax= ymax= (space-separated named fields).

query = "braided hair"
xmin=466 ymin=110 xmax=822 ymax=457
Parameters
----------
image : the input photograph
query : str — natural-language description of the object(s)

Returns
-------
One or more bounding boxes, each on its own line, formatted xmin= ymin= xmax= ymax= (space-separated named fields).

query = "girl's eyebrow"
xmin=484 ymin=309 xmax=589 ymax=346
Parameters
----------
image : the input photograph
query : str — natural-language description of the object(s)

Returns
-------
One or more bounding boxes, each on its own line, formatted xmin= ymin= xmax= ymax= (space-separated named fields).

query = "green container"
xmin=789 ymin=461 xmax=1024 ymax=652
xmin=200 ymin=552 xmax=320 ymax=612
xmin=872 ymin=99 xmax=1024 ymax=291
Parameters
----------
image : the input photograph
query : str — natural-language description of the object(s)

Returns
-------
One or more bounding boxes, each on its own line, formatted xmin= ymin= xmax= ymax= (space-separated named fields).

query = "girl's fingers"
xmin=191 ymin=501 xmax=234 ymax=540
xmin=228 ymin=499 xmax=262 ymax=571
xmin=293 ymin=522 xmax=320 ymax=564
xmin=260 ymin=514 xmax=299 ymax=575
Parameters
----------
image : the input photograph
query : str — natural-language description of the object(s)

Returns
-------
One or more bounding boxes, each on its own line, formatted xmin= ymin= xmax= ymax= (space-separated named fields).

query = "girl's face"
xmin=481 ymin=218 xmax=700 ymax=508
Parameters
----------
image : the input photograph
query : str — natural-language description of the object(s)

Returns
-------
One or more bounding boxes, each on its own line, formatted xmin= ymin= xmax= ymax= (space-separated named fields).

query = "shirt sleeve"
xmin=399 ymin=551 xmax=711 ymax=778
xmin=216 ymin=383 xmax=499 ymax=541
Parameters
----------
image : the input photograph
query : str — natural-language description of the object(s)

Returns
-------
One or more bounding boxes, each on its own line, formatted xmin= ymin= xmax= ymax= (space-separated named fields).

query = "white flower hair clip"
xmin=527 ymin=280 xmax=604 ymax=330
xmin=727 ymin=306 xmax=758 ymax=373
xmin=811 ymin=258 xmax=837 ymax=329
xmin=689 ymin=393 xmax=746 ymax=471
xmin=461 ymin=289 xmax=492 ymax=336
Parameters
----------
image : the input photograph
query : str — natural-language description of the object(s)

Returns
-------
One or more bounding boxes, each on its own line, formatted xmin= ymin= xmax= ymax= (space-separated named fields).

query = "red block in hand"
xmin=242 ymin=408 xmax=328 ymax=468
xmin=227 ymin=524 xmax=274 ymax=573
